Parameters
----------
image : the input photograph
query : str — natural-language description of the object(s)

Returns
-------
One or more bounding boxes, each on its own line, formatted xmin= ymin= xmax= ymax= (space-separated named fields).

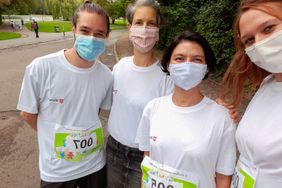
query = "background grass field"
xmin=25 ymin=19 xmax=127 ymax=33
xmin=0 ymin=32 xmax=21 ymax=40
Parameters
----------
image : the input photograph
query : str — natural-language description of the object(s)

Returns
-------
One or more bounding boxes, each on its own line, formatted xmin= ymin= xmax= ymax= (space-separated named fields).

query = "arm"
xmin=20 ymin=111 xmax=38 ymax=131
xmin=215 ymin=173 xmax=231 ymax=188
xmin=216 ymin=98 xmax=239 ymax=123
xmin=144 ymin=151 xmax=150 ymax=158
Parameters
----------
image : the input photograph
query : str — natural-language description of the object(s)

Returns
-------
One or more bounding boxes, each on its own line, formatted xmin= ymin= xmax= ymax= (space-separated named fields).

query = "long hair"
xmin=222 ymin=0 xmax=282 ymax=106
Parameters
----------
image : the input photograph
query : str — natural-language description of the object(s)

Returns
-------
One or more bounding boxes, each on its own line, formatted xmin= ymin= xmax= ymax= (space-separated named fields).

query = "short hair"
xmin=72 ymin=1 xmax=110 ymax=35
xmin=126 ymin=0 xmax=162 ymax=26
xmin=161 ymin=30 xmax=216 ymax=79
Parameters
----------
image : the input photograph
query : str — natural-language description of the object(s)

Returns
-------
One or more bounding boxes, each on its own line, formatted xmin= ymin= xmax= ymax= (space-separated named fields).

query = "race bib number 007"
xmin=54 ymin=127 xmax=103 ymax=162
xmin=141 ymin=156 xmax=199 ymax=188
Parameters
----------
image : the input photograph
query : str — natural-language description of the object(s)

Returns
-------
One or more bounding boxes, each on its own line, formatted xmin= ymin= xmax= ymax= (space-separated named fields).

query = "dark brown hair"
xmin=72 ymin=0 xmax=110 ymax=35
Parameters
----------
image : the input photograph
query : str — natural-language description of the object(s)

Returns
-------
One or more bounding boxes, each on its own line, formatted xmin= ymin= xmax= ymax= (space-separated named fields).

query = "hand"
xmin=216 ymin=98 xmax=239 ymax=123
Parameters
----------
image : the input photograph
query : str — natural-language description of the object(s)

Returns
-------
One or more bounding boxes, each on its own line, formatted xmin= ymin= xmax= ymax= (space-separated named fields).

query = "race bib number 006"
xmin=54 ymin=127 xmax=103 ymax=162
xmin=141 ymin=156 xmax=199 ymax=188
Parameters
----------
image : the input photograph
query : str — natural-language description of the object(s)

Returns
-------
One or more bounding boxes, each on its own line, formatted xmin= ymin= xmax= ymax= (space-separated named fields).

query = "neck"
xmin=274 ymin=73 xmax=282 ymax=82
xmin=172 ymin=86 xmax=204 ymax=107
xmin=64 ymin=48 xmax=95 ymax=69
xmin=133 ymin=49 xmax=156 ymax=67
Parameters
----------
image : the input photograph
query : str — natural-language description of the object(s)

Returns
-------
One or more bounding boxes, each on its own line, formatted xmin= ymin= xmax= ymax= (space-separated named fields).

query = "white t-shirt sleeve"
xmin=135 ymin=101 xmax=154 ymax=152
xmin=17 ymin=63 xmax=41 ymax=114
xmin=100 ymin=79 xmax=113 ymax=110
xmin=216 ymin=118 xmax=237 ymax=176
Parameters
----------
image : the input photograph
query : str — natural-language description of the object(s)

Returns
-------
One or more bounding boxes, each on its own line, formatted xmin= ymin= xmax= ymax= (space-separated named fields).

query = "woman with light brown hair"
xmin=223 ymin=0 xmax=282 ymax=187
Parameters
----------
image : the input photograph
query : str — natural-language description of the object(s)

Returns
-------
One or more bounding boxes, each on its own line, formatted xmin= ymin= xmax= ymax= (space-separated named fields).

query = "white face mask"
xmin=169 ymin=62 xmax=207 ymax=90
xmin=245 ymin=30 xmax=282 ymax=73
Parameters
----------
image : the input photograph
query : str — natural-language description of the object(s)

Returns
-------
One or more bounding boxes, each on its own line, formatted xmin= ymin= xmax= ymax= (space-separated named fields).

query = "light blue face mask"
xmin=169 ymin=62 xmax=207 ymax=90
xmin=74 ymin=34 xmax=105 ymax=62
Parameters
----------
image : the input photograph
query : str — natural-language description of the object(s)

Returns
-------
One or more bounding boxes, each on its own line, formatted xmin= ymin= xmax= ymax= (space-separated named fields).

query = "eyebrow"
xmin=79 ymin=26 xmax=107 ymax=35
xmin=172 ymin=53 xmax=204 ymax=59
xmin=241 ymin=18 xmax=278 ymax=41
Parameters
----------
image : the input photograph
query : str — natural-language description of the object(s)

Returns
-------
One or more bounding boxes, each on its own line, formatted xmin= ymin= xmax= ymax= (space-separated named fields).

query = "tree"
xmin=0 ymin=0 xmax=12 ymax=24
xmin=103 ymin=0 xmax=130 ymax=24
xmin=158 ymin=0 xmax=240 ymax=74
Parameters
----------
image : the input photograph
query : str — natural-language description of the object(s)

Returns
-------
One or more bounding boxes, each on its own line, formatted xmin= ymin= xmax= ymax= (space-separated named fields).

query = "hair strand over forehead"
xmin=72 ymin=1 xmax=110 ymax=35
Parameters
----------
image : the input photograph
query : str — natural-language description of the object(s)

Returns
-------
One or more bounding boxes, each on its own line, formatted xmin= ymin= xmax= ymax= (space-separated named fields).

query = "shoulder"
xmin=144 ymin=95 xmax=169 ymax=113
xmin=113 ymin=56 xmax=133 ymax=70
xmin=27 ymin=50 xmax=64 ymax=71
xmin=203 ymin=97 xmax=234 ymax=127
xmin=95 ymin=60 xmax=113 ymax=80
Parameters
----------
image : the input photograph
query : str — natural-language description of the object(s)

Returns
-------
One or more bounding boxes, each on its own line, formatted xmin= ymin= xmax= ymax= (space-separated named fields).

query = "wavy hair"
xmin=222 ymin=0 xmax=282 ymax=106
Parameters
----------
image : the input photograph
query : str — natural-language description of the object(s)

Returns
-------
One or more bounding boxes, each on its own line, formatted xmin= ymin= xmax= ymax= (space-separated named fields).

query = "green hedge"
xmin=158 ymin=0 xmax=239 ymax=75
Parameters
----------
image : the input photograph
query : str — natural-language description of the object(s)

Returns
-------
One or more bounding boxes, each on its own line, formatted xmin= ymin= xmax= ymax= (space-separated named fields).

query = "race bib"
xmin=141 ymin=156 xmax=199 ymax=188
xmin=54 ymin=127 xmax=103 ymax=162
xmin=231 ymin=156 xmax=258 ymax=188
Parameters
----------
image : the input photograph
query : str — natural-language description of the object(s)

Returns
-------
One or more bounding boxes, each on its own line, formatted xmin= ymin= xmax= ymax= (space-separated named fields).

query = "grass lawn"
xmin=0 ymin=32 xmax=21 ymax=40
xmin=24 ymin=19 xmax=127 ymax=33
xmin=25 ymin=21 xmax=72 ymax=33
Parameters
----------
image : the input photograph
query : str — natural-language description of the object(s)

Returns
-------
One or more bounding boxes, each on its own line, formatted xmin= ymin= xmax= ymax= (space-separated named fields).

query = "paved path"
xmin=0 ymin=28 xmax=125 ymax=188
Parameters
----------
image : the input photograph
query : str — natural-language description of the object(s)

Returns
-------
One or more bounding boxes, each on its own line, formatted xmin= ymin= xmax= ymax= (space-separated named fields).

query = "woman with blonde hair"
xmin=223 ymin=0 xmax=282 ymax=187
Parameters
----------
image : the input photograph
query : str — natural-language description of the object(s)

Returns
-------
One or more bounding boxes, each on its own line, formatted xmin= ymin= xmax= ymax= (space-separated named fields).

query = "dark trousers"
xmin=35 ymin=29 xmax=39 ymax=38
xmin=106 ymin=135 xmax=143 ymax=188
xmin=40 ymin=165 xmax=107 ymax=188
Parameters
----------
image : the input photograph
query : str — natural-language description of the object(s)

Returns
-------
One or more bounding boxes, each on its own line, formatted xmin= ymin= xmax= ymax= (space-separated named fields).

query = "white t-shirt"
xmin=136 ymin=95 xmax=236 ymax=188
xmin=236 ymin=75 xmax=282 ymax=188
xmin=107 ymin=56 xmax=174 ymax=148
xmin=17 ymin=50 xmax=113 ymax=182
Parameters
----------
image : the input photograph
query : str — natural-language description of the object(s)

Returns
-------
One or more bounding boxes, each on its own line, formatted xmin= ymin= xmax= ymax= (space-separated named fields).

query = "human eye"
xmin=243 ymin=37 xmax=255 ymax=47
xmin=148 ymin=22 xmax=157 ymax=27
xmin=174 ymin=56 xmax=184 ymax=62
xmin=263 ymin=24 xmax=275 ymax=34
xmin=193 ymin=59 xmax=202 ymax=64
xmin=133 ymin=20 xmax=143 ymax=26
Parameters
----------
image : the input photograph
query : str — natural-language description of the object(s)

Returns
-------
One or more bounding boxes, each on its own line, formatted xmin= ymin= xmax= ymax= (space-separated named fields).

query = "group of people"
xmin=10 ymin=19 xmax=24 ymax=32
xmin=17 ymin=0 xmax=282 ymax=188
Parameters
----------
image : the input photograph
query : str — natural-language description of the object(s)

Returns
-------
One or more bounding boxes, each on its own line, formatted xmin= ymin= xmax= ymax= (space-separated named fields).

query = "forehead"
xmin=133 ymin=6 xmax=157 ymax=21
xmin=239 ymin=9 xmax=275 ymax=33
xmin=173 ymin=41 xmax=204 ymax=56
xmin=76 ymin=11 xmax=107 ymax=31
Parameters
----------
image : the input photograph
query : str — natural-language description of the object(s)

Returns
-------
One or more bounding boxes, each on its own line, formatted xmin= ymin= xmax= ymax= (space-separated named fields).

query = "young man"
xmin=17 ymin=2 xmax=112 ymax=188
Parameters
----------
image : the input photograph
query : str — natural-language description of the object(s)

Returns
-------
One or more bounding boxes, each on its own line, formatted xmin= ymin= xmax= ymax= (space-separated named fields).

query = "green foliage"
xmin=194 ymin=0 xmax=239 ymax=73
xmin=44 ymin=0 xmax=83 ymax=20
xmin=158 ymin=0 xmax=240 ymax=74
xmin=3 ymin=0 xmax=39 ymax=15
xmin=0 ymin=31 xmax=21 ymax=40
xmin=102 ymin=0 xmax=131 ymax=24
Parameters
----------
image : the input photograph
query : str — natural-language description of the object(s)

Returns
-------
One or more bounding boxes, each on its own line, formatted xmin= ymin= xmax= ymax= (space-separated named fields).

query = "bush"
xmin=158 ymin=0 xmax=240 ymax=75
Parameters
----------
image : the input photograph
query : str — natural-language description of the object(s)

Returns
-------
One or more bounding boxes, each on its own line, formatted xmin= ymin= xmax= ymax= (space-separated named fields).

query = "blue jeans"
xmin=106 ymin=135 xmax=143 ymax=188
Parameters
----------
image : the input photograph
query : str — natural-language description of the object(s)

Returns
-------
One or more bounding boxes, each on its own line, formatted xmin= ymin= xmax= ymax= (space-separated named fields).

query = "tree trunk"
xmin=112 ymin=18 xmax=115 ymax=25
xmin=0 ymin=8 xmax=2 ymax=25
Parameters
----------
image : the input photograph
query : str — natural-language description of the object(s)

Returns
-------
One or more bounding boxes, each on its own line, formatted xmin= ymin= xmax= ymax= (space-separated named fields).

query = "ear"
xmin=72 ymin=25 xmax=76 ymax=33
xmin=127 ymin=23 xmax=131 ymax=31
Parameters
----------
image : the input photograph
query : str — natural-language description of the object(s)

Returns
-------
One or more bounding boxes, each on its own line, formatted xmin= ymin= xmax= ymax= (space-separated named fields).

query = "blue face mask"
xmin=74 ymin=34 xmax=105 ymax=62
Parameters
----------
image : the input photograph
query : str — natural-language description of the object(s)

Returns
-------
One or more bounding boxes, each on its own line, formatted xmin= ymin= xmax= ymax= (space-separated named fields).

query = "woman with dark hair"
xmin=223 ymin=0 xmax=282 ymax=187
xmin=136 ymin=30 xmax=236 ymax=188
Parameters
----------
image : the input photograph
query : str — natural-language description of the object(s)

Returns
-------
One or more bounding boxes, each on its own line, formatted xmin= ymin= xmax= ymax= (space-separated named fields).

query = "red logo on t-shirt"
xmin=150 ymin=136 xmax=157 ymax=141
xmin=59 ymin=99 xmax=64 ymax=104
xmin=49 ymin=98 xmax=64 ymax=105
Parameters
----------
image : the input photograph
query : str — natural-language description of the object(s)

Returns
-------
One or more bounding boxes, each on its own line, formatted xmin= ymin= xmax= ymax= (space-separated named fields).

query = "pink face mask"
xmin=129 ymin=26 xmax=159 ymax=54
